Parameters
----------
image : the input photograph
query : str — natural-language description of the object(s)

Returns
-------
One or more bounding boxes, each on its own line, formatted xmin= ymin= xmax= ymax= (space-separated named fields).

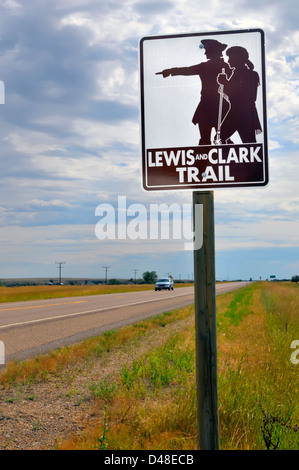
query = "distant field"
xmin=0 ymin=281 xmax=298 ymax=450
xmin=0 ymin=283 xmax=194 ymax=303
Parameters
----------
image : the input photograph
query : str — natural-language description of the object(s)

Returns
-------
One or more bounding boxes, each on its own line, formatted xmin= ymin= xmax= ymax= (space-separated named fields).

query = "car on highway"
xmin=155 ymin=278 xmax=174 ymax=291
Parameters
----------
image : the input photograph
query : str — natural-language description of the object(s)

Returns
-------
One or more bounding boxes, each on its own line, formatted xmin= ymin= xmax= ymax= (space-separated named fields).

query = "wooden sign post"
xmin=193 ymin=190 xmax=219 ymax=450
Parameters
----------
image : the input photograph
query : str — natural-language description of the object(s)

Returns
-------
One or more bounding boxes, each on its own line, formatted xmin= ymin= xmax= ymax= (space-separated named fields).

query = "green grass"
xmin=217 ymin=284 xmax=254 ymax=330
xmin=120 ymin=333 xmax=194 ymax=395
xmin=217 ymin=282 xmax=299 ymax=450
xmin=89 ymin=377 xmax=118 ymax=402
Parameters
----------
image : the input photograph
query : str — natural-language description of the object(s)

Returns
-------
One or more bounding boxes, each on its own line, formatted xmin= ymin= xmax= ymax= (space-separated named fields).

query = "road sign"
xmin=139 ymin=29 xmax=268 ymax=191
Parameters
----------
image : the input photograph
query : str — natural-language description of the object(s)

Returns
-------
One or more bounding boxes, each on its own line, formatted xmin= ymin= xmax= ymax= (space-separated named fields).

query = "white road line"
xmin=0 ymin=283 xmax=245 ymax=331
xmin=0 ymin=291 xmax=193 ymax=330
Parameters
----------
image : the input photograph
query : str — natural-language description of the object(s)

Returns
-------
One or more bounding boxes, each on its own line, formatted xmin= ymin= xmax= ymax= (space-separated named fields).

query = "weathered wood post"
xmin=193 ymin=190 xmax=219 ymax=450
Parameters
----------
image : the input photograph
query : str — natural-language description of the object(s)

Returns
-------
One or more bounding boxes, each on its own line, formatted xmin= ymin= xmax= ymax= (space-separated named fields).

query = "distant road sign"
xmin=139 ymin=29 xmax=268 ymax=191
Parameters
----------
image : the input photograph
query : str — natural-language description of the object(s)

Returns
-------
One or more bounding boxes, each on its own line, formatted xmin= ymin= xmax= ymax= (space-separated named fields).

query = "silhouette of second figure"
xmin=217 ymin=46 xmax=262 ymax=144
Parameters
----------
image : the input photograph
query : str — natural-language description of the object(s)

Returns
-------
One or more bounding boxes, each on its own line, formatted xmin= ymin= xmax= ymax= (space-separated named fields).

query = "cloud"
xmin=0 ymin=0 xmax=298 ymax=279
xmin=216 ymin=218 xmax=299 ymax=251
xmin=29 ymin=199 xmax=73 ymax=208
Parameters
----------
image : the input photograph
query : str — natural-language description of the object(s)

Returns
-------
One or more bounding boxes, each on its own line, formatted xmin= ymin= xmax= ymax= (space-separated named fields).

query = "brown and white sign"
xmin=139 ymin=29 xmax=268 ymax=191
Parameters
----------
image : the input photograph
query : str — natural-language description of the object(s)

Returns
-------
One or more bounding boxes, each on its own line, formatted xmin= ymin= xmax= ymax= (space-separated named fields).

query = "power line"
xmin=133 ymin=269 xmax=138 ymax=284
xmin=55 ymin=261 xmax=66 ymax=284
xmin=103 ymin=266 xmax=110 ymax=284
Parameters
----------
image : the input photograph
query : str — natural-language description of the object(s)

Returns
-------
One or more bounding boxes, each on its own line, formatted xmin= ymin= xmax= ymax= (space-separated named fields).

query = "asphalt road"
xmin=0 ymin=282 xmax=248 ymax=364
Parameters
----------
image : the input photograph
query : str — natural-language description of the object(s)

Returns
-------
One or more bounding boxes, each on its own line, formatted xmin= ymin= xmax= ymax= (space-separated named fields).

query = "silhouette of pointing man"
xmin=156 ymin=39 xmax=230 ymax=145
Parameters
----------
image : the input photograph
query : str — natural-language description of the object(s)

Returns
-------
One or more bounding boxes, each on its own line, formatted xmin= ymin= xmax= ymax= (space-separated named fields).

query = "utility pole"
xmin=103 ymin=266 xmax=110 ymax=284
xmin=55 ymin=261 xmax=66 ymax=285
xmin=133 ymin=269 xmax=138 ymax=284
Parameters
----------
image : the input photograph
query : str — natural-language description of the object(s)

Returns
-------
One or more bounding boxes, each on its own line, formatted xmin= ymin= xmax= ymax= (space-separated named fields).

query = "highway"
xmin=0 ymin=282 xmax=247 ymax=364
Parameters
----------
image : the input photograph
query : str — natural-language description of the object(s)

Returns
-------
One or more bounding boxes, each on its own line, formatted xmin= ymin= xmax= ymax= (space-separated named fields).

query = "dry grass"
xmin=0 ymin=284 xmax=166 ymax=303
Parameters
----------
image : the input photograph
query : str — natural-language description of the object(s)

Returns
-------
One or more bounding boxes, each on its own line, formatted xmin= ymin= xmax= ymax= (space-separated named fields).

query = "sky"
xmin=0 ymin=0 xmax=298 ymax=282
